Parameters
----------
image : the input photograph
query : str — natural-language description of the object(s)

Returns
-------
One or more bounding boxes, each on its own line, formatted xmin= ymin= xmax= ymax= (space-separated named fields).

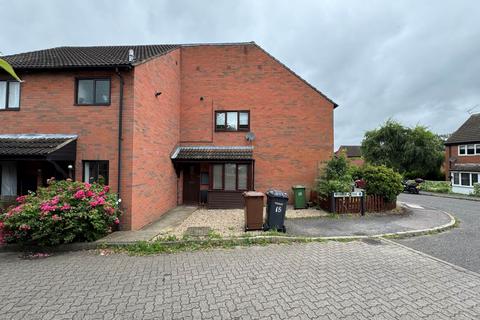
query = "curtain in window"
xmin=8 ymin=82 xmax=20 ymax=108
xmin=238 ymin=164 xmax=248 ymax=190
xmin=224 ymin=163 xmax=236 ymax=190
xmin=0 ymin=82 xmax=6 ymax=109
xmin=0 ymin=161 xmax=17 ymax=196
xmin=212 ymin=164 xmax=223 ymax=189
xmin=226 ymin=112 xmax=238 ymax=131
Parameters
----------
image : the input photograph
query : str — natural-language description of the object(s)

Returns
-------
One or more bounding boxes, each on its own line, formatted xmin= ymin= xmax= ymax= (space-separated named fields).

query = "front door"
xmin=183 ymin=164 xmax=200 ymax=204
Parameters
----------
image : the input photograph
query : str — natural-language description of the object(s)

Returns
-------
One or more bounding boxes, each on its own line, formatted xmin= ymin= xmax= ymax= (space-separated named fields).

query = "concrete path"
xmin=97 ymin=206 xmax=197 ymax=244
xmin=285 ymin=204 xmax=452 ymax=237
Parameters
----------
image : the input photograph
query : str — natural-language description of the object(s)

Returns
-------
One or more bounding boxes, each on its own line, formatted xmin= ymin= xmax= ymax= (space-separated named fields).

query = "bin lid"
xmin=292 ymin=185 xmax=305 ymax=190
xmin=266 ymin=189 xmax=289 ymax=199
xmin=243 ymin=191 xmax=265 ymax=197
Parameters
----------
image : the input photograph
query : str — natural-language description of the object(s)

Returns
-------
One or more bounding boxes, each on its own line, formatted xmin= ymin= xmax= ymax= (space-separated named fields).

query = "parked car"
xmin=354 ymin=179 xmax=366 ymax=189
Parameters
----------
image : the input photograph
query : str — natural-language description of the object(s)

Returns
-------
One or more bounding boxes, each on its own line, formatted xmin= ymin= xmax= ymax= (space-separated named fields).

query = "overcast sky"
xmin=2 ymin=0 xmax=480 ymax=149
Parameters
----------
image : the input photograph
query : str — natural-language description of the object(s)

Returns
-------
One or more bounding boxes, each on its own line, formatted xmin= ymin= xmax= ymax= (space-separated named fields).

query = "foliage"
xmin=316 ymin=154 xmax=352 ymax=199
xmin=349 ymin=165 xmax=364 ymax=181
xmin=473 ymin=183 xmax=480 ymax=197
xmin=421 ymin=180 xmax=452 ymax=194
xmin=361 ymin=120 xmax=444 ymax=178
xmin=361 ymin=165 xmax=403 ymax=202
xmin=0 ymin=58 xmax=21 ymax=81
xmin=0 ymin=179 xmax=120 ymax=247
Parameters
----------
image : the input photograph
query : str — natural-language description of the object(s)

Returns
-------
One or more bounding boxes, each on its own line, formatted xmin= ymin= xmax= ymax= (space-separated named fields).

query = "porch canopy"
xmin=0 ymin=134 xmax=77 ymax=161
xmin=451 ymin=163 xmax=480 ymax=172
xmin=171 ymin=145 xmax=253 ymax=162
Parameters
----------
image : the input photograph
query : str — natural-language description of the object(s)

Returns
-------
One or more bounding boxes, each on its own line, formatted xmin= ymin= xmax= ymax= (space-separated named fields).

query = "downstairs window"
xmin=211 ymin=163 xmax=249 ymax=191
xmin=83 ymin=161 xmax=109 ymax=185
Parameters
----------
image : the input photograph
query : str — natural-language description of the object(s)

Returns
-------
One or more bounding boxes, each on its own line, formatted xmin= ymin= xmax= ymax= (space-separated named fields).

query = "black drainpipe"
xmin=115 ymin=68 xmax=125 ymax=200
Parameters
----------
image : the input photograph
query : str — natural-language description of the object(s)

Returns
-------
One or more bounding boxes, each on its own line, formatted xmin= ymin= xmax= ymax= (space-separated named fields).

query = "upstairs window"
xmin=459 ymin=144 xmax=480 ymax=156
xmin=83 ymin=161 xmax=109 ymax=185
xmin=0 ymin=80 xmax=20 ymax=110
xmin=215 ymin=111 xmax=250 ymax=131
xmin=76 ymin=78 xmax=110 ymax=105
xmin=467 ymin=144 xmax=475 ymax=155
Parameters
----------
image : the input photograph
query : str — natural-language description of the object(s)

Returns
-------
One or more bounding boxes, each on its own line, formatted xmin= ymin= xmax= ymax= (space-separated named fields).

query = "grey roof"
xmin=0 ymin=134 xmax=77 ymax=156
xmin=171 ymin=146 xmax=253 ymax=160
xmin=1 ymin=45 xmax=180 ymax=69
xmin=451 ymin=163 xmax=480 ymax=172
xmin=445 ymin=113 xmax=480 ymax=145
xmin=336 ymin=145 xmax=362 ymax=158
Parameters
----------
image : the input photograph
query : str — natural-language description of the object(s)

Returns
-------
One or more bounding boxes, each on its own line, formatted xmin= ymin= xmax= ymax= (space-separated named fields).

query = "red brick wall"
xmin=1 ymin=43 xmax=335 ymax=229
xmin=180 ymin=44 xmax=335 ymax=200
xmin=0 ymin=69 xmax=136 ymax=229
xmin=445 ymin=144 xmax=480 ymax=179
xmin=130 ymin=49 xmax=181 ymax=230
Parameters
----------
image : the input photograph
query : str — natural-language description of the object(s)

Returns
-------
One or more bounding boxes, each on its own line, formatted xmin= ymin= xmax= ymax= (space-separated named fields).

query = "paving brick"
xmin=1 ymin=241 xmax=480 ymax=319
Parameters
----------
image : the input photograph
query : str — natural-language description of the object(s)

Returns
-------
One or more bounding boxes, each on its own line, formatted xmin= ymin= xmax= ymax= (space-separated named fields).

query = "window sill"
xmin=0 ymin=108 xmax=20 ymax=111
xmin=74 ymin=103 xmax=111 ymax=107
xmin=215 ymin=129 xmax=250 ymax=132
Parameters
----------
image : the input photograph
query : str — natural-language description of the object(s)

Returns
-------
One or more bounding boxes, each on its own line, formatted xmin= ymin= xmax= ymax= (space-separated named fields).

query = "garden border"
xmin=0 ymin=210 xmax=456 ymax=253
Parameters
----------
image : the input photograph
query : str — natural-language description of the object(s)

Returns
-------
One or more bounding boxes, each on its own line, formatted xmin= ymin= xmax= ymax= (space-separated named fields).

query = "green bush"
xmin=473 ymin=183 xmax=480 ymax=197
xmin=362 ymin=165 xmax=403 ymax=202
xmin=0 ymin=179 xmax=120 ymax=247
xmin=316 ymin=154 xmax=352 ymax=199
xmin=421 ymin=180 xmax=451 ymax=194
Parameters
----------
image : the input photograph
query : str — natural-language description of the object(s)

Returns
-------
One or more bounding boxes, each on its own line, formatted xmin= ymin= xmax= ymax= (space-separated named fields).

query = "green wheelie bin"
xmin=292 ymin=185 xmax=306 ymax=209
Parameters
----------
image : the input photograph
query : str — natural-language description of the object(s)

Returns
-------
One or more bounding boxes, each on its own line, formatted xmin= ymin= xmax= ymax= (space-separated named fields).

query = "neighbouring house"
xmin=445 ymin=113 xmax=480 ymax=195
xmin=0 ymin=42 xmax=337 ymax=230
xmin=335 ymin=145 xmax=364 ymax=166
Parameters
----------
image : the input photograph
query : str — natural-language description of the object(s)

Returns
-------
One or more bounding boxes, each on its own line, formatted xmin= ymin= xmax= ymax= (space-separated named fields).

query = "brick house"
xmin=445 ymin=113 xmax=480 ymax=194
xmin=335 ymin=145 xmax=364 ymax=166
xmin=0 ymin=42 xmax=337 ymax=230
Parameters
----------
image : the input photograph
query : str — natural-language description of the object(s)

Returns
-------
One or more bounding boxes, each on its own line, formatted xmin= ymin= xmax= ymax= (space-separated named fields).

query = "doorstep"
xmin=96 ymin=206 xmax=198 ymax=245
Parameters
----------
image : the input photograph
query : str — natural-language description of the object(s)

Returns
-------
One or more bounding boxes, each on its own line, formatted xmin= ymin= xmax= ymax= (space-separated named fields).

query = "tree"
xmin=361 ymin=120 xmax=444 ymax=178
xmin=0 ymin=58 xmax=21 ymax=81
xmin=316 ymin=154 xmax=352 ymax=199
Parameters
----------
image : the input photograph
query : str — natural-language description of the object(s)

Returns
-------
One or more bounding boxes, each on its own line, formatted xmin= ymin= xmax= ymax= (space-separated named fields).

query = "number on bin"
xmin=275 ymin=206 xmax=282 ymax=213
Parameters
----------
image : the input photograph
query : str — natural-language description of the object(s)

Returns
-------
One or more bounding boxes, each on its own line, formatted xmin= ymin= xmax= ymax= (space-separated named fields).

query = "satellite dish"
xmin=245 ymin=132 xmax=256 ymax=141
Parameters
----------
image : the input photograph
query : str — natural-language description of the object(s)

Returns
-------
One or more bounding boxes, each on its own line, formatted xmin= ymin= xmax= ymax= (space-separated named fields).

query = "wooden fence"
xmin=316 ymin=193 xmax=396 ymax=214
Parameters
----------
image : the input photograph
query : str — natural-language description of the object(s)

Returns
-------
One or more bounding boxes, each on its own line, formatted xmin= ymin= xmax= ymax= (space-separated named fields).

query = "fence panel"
xmin=318 ymin=194 xmax=396 ymax=214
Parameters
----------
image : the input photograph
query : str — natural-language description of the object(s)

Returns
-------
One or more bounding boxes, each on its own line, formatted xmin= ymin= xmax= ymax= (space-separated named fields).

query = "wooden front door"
xmin=183 ymin=164 xmax=200 ymax=204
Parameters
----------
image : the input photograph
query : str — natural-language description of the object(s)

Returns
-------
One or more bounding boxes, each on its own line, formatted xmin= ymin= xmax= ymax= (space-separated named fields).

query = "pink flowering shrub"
xmin=0 ymin=179 xmax=121 ymax=246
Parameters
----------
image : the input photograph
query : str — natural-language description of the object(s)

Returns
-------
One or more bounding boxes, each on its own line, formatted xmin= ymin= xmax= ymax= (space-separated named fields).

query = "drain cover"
xmin=362 ymin=238 xmax=383 ymax=246
xmin=184 ymin=226 xmax=211 ymax=237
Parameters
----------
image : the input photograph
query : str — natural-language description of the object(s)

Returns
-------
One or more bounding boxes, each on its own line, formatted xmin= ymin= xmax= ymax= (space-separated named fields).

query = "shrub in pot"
xmin=0 ymin=179 xmax=120 ymax=247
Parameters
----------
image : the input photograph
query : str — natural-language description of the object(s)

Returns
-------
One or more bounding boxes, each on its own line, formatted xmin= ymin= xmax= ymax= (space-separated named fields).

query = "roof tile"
xmin=171 ymin=146 xmax=253 ymax=160
xmin=446 ymin=114 xmax=480 ymax=145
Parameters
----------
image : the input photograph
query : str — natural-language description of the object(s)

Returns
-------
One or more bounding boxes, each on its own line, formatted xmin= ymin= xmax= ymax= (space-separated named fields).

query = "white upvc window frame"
xmin=451 ymin=171 xmax=480 ymax=187
xmin=458 ymin=144 xmax=480 ymax=156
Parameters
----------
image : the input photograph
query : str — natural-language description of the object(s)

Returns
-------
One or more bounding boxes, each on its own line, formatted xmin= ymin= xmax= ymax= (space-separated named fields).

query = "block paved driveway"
xmin=1 ymin=241 xmax=480 ymax=319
